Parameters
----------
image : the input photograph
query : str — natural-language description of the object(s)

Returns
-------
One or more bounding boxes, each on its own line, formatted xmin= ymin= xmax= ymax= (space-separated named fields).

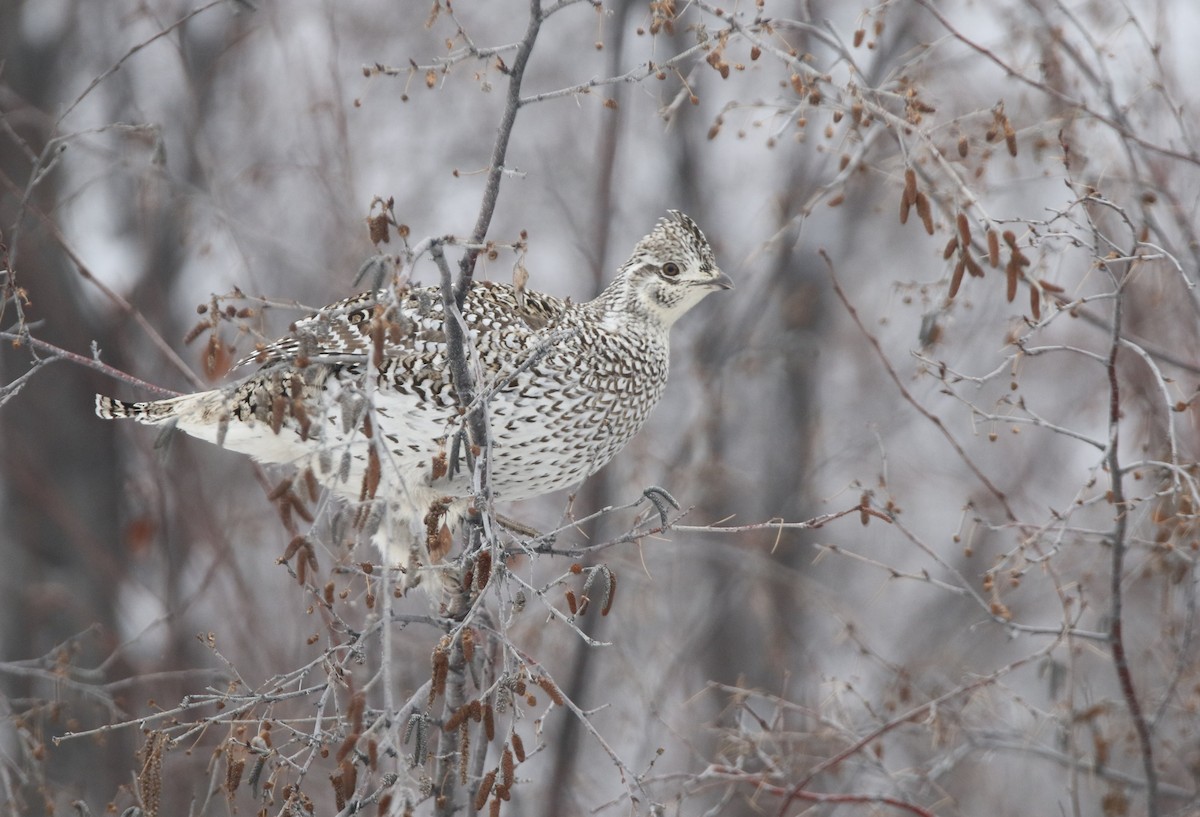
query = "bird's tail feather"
xmin=95 ymin=393 xmax=187 ymax=423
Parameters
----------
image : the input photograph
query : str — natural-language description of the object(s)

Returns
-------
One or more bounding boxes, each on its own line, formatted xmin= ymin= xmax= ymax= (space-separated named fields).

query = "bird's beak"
xmin=707 ymin=271 xmax=734 ymax=290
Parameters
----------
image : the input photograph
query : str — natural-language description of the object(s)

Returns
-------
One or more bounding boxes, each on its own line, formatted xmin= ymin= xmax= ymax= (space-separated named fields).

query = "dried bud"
xmin=368 ymin=213 xmax=389 ymax=245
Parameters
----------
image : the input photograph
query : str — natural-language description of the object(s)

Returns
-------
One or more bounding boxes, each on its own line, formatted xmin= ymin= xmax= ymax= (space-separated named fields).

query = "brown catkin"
xmin=949 ymin=260 xmax=966 ymax=299
xmin=1006 ymin=258 xmax=1018 ymax=302
xmin=349 ymin=692 xmax=365 ymax=733
xmin=271 ymin=394 xmax=287 ymax=434
xmin=342 ymin=760 xmax=357 ymax=801
xmin=536 ymin=676 xmax=565 ymax=707
xmin=226 ymin=755 xmax=245 ymax=792
xmin=267 ymin=477 xmax=293 ymax=502
xmin=601 ymin=572 xmax=617 ymax=616
xmin=475 ymin=550 xmax=492 ymax=589
xmin=331 ymin=771 xmax=346 ymax=812
xmin=956 ymin=212 xmax=972 ymax=246
xmin=460 ymin=722 xmax=470 ymax=785
xmin=958 ymin=135 xmax=969 ymax=157
xmin=483 ymin=703 xmax=495 ymax=741
xmin=431 ymin=640 xmax=450 ymax=703
xmin=943 ymin=237 xmax=959 ymax=260
xmin=475 ymin=771 xmax=496 ymax=811
xmin=915 ymin=192 xmax=933 ymax=235
xmin=987 ymin=230 xmax=1000 ymax=268
xmin=361 ymin=445 xmax=381 ymax=500
xmin=1030 ymin=283 xmax=1041 ymax=319
xmin=903 ymin=167 xmax=917 ymax=205
xmin=501 ymin=748 xmax=515 ymax=787
xmin=281 ymin=536 xmax=306 ymax=562
xmin=444 ymin=704 xmax=469 ymax=733
xmin=511 ymin=733 xmax=526 ymax=763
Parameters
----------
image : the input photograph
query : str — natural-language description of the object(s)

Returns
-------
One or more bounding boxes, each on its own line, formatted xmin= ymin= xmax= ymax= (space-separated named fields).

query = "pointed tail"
xmin=95 ymin=393 xmax=185 ymax=423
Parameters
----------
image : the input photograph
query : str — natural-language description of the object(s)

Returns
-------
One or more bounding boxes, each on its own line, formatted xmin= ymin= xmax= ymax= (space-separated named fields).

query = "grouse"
xmin=96 ymin=210 xmax=731 ymax=581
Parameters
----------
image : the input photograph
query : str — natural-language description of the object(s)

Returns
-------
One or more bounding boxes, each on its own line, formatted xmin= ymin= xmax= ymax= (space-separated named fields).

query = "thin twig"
xmin=454 ymin=0 xmax=544 ymax=304
xmin=1102 ymin=263 xmax=1160 ymax=815
xmin=0 ymin=331 xmax=180 ymax=397
xmin=825 ymin=255 xmax=1018 ymax=522
xmin=57 ymin=1 xmax=229 ymax=125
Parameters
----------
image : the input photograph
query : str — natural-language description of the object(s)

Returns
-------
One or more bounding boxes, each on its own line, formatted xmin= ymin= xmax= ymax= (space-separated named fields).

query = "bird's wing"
xmin=236 ymin=283 xmax=570 ymax=373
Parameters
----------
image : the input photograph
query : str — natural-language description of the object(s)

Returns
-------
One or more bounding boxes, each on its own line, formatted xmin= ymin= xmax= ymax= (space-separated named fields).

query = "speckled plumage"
xmin=96 ymin=211 xmax=729 ymax=576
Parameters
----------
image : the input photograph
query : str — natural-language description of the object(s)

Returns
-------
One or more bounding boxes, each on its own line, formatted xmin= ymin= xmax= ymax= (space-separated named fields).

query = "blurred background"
xmin=3 ymin=1 xmax=1200 ymax=814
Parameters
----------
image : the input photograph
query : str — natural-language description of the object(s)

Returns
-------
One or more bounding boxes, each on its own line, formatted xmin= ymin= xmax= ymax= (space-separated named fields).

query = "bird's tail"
xmin=95 ymin=393 xmax=189 ymax=423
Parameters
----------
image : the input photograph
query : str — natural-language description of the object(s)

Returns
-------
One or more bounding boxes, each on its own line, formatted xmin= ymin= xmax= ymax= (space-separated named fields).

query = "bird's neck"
xmin=586 ymin=274 xmax=668 ymax=333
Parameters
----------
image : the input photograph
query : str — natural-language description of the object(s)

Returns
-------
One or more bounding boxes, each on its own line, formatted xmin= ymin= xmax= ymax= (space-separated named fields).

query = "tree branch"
xmin=454 ymin=0 xmax=544 ymax=305
xmin=1104 ymin=266 xmax=1160 ymax=816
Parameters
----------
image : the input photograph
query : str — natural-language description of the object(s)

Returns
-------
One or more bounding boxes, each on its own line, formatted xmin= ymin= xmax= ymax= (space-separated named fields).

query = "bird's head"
xmin=613 ymin=210 xmax=732 ymax=328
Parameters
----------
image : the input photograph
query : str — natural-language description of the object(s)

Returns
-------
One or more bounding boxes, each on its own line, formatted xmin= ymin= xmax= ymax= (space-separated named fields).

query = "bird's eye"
xmin=662 ymin=262 xmax=681 ymax=278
